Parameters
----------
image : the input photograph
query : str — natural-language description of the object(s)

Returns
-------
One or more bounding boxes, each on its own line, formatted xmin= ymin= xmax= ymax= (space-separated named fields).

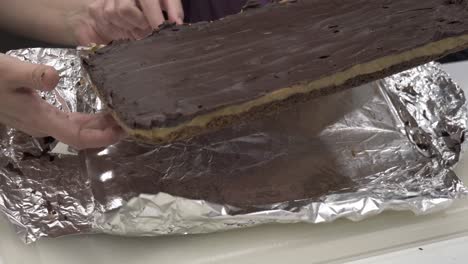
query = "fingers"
xmin=161 ymin=0 xmax=184 ymax=24
xmin=44 ymin=107 xmax=126 ymax=150
xmin=103 ymin=0 xmax=130 ymax=30
xmin=73 ymin=21 xmax=108 ymax=46
xmin=13 ymin=124 xmax=48 ymax=138
xmin=90 ymin=0 xmax=153 ymax=41
xmin=0 ymin=109 xmax=47 ymax=138
xmin=0 ymin=54 xmax=59 ymax=92
xmin=127 ymin=28 xmax=151 ymax=40
xmin=74 ymin=113 xmax=127 ymax=149
xmin=0 ymin=54 xmax=124 ymax=149
xmin=89 ymin=0 xmax=128 ymax=42
xmin=138 ymin=0 xmax=165 ymax=29
xmin=86 ymin=0 xmax=184 ymax=45
xmin=139 ymin=0 xmax=185 ymax=28
xmin=67 ymin=118 xmax=125 ymax=150
xmin=68 ymin=112 xmax=118 ymax=130
xmin=6 ymin=92 xmax=125 ymax=149
xmin=115 ymin=0 xmax=150 ymax=30
xmin=0 ymin=88 xmax=53 ymax=139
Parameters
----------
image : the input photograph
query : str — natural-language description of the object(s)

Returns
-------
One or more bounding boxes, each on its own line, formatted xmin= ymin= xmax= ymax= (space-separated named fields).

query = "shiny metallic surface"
xmin=0 ymin=48 xmax=466 ymax=244
xmin=0 ymin=49 xmax=96 ymax=243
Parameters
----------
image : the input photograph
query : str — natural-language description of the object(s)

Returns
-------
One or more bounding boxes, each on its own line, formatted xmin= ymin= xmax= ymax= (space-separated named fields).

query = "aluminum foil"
xmin=0 ymin=48 xmax=467 ymax=244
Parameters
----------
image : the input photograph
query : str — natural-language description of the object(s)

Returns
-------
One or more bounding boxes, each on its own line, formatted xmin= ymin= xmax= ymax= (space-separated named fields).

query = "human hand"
xmin=0 ymin=54 xmax=126 ymax=150
xmin=71 ymin=0 xmax=184 ymax=45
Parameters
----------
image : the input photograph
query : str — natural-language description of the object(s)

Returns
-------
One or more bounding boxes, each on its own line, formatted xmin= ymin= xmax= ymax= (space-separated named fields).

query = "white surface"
xmin=347 ymin=236 xmax=468 ymax=264
xmin=0 ymin=62 xmax=467 ymax=264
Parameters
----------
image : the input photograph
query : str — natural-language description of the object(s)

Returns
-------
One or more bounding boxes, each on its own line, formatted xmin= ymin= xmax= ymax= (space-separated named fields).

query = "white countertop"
xmin=347 ymin=236 xmax=468 ymax=264
xmin=1 ymin=61 xmax=468 ymax=264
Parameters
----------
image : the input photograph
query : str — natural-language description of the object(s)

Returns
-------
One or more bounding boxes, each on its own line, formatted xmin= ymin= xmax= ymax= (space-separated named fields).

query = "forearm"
xmin=0 ymin=0 xmax=91 ymax=46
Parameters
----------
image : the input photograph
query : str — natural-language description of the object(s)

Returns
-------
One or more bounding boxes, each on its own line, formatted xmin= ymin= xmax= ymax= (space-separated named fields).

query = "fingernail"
xmin=39 ymin=71 xmax=47 ymax=89
xmin=40 ymin=67 xmax=60 ymax=91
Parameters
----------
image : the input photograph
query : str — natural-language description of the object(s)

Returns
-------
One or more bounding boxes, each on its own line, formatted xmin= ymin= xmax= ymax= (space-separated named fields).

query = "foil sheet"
xmin=0 ymin=48 xmax=467 ymax=244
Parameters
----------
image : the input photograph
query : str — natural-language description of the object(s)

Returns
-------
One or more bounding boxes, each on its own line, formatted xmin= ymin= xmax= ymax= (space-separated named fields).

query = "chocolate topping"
xmin=84 ymin=0 xmax=468 ymax=142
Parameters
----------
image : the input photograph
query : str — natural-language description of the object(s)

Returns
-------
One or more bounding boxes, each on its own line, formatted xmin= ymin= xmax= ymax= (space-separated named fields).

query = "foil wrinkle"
xmin=0 ymin=48 xmax=467 ymax=243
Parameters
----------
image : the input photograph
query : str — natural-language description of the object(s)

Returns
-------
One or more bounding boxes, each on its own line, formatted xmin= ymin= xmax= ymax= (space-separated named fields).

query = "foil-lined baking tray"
xmin=0 ymin=48 xmax=466 ymax=243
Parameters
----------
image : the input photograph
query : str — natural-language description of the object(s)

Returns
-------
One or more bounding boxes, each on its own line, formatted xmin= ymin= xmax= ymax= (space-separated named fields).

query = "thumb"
xmin=1 ymin=55 xmax=60 ymax=91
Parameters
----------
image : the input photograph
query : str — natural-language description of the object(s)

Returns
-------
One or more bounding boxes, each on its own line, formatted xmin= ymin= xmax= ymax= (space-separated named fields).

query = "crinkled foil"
xmin=0 ymin=48 xmax=467 ymax=243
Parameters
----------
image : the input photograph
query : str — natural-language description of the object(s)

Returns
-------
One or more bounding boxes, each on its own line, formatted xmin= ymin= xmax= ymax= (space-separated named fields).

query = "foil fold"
xmin=0 ymin=48 xmax=467 ymax=243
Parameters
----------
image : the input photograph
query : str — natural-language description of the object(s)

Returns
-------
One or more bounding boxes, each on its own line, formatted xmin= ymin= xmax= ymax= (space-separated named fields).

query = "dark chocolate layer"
xmin=84 ymin=0 xmax=468 ymax=140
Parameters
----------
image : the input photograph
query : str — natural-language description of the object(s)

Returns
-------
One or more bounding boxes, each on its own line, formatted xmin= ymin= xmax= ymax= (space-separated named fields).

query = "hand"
xmin=71 ymin=0 xmax=184 ymax=45
xmin=0 ymin=54 xmax=126 ymax=150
